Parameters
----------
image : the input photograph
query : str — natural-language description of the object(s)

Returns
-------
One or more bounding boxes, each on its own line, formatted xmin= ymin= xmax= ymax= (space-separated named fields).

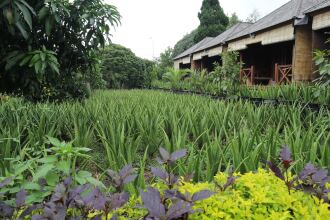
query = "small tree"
xmin=246 ymin=9 xmax=261 ymax=23
xmin=211 ymin=51 xmax=241 ymax=93
xmin=228 ymin=13 xmax=241 ymax=28
xmin=155 ymin=47 xmax=174 ymax=79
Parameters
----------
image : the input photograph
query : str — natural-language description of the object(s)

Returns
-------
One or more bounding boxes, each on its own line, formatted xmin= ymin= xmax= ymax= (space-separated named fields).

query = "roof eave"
xmin=227 ymin=20 xmax=294 ymax=43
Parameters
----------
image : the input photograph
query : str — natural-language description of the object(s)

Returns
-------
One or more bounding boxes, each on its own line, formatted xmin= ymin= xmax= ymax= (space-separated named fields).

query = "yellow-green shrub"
xmin=113 ymin=169 xmax=330 ymax=219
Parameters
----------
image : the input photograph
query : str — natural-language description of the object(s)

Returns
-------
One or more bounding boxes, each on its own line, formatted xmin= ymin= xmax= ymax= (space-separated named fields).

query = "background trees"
xmin=228 ymin=13 xmax=241 ymax=27
xmin=172 ymin=0 xmax=229 ymax=58
xmin=172 ymin=29 xmax=198 ymax=58
xmin=194 ymin=0 xmax=229 ymax=43
xmin=246 ymin=9 xmax=261 ymax=23
xmin=100 ymin=44 xmax=154 ymax=89
xmin=0 ymin=0 xmax=120 ymax=100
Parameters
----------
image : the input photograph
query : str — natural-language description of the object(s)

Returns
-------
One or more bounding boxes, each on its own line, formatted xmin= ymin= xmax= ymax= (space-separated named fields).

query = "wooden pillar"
xmin=292 ymin=24 xmax=314 ymax=82
xmin=275 ymin=63 xmax=279 ymax=83
xmin=251 ymin=65 xmax=255 ymax=85
xmin=201 ymin=58 xmax=205 ymax=70
xmin=191 ymin=58 xmax=196 ymax=71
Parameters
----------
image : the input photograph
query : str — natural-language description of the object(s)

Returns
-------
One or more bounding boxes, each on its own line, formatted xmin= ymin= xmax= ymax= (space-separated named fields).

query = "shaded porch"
xmin=201 ymin=55 xmax=221 ymax=72
xmin=192 ymin=55 xmax=221 ymax=72
xmin=179 ymin=63 xmax=191 ymax=69
xmin=240 ymin=41 xmax=294 ymax=85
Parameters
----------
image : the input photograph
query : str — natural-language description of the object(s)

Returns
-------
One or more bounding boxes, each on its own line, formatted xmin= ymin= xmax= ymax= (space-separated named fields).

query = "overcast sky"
xmin=106 ymin=0 xmax=289 ymax=60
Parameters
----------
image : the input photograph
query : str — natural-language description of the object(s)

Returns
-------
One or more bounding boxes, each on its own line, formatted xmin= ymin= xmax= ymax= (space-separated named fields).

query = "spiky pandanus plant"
xmin=162 ymin=68 xmax=191 ymax=90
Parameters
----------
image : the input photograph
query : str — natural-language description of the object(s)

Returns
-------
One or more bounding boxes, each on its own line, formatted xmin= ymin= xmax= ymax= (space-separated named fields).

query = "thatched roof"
xmin=305 ymin=0 xmax=330 ymax=14
xmin=174 ymin=37 xmax=213 ymax=60
xmin=227 ymin=0 xmax=324 ymax=41
xmin=194 ymin=22 xmax=252 ymax=53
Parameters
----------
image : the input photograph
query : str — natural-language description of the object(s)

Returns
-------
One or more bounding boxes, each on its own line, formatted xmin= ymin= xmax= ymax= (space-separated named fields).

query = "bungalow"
xmin=173 ymin=0 xmax=330 ymax=85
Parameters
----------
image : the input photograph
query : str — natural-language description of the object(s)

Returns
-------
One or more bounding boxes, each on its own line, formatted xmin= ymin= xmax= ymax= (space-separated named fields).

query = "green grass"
xmin=1 ymin=90 xmax=329 ymax=187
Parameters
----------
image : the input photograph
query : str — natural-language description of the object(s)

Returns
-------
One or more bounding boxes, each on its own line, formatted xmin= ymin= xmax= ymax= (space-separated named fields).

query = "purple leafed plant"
xmin=0 ymin=164 xmax=137 ymax=220
xmin=266 ymin=145 xmax=330 ymax=202
xmin=141 ymin=148 xmax=214 ymax=220
xmin=107 ymin=164 xmax=138 ymax=191
xmin=266 ymin=146 xmax=297 ymax=194
xmin=297 ymin=163 xmax=330 ymax=203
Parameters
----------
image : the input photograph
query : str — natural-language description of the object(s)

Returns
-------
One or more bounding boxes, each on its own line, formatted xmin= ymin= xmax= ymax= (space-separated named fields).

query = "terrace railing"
xmin=240 ymin=66 xmax=255 ymax=85
xmin=275 ymin=64 xmax=292 ymax=84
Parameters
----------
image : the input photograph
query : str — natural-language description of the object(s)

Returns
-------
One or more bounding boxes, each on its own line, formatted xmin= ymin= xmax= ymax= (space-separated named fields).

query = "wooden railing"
xmin=275 ymin=64 xmax=292 ymax=84
xmin=240 ymin=66 xmax=255 ymax=85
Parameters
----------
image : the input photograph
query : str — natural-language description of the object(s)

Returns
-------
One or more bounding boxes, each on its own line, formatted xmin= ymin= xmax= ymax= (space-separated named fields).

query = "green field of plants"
xmin=1 ymin=90 xmax=329 ymax=179
xmin=1 ymin=90 xmax=330 ymax=218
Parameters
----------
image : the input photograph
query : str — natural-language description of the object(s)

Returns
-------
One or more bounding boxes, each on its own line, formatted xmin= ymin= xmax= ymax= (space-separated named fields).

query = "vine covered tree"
xmin=194 ymin=0 xmax=229 ymax=43
xmin=0 ymin=0 xmax=120 ymax=100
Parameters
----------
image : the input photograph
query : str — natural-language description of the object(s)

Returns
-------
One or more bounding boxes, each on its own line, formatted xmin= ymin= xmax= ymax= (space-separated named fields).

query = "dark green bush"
xmin=100 ymin=44 xmax=155 ymax=89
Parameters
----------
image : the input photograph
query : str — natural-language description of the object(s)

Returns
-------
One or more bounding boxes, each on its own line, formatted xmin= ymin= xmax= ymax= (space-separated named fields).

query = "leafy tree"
xmin=100 ymin=44 xmax=154 ymax=89
xmin=142 ymin=58 xmax=157 ymax=87
xmin=211 ymin=51 xmax=241 ymax=93
xmin=0 ymin=0 xmax=120 ymax=100
xmin=154 ymin=47 xmax=174 ymax=79
xmin=246 ymin=9 xmax=261 ymax=23
xmin=172 ymin=29 xmax=198 ymax=58
xmin=158 ymin=47 xmax=174 ymax=69
xmin=194 ymin=0 xmax=229 ymax=43
xmin=228 ymin=13 xmax=241 ymax=27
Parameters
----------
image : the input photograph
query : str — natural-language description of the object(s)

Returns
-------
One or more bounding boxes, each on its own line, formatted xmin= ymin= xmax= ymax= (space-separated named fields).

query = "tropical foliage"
xmin=162 ymin=68 xmax=191 ymax=89
xmin=314 ymin=37 xmax=330 ymax=87
xmin=0 ymin=0 xmax=120 ymax=100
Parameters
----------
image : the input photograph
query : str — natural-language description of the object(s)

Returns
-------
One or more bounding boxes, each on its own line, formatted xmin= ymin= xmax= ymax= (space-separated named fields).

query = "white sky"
xmin=106 ymin=0 xmax=289 ymax=60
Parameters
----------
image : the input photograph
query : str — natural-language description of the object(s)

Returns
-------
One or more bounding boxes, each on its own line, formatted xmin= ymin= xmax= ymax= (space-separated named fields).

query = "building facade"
xmin=173 ymin=0 xmax=330 ymax=85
